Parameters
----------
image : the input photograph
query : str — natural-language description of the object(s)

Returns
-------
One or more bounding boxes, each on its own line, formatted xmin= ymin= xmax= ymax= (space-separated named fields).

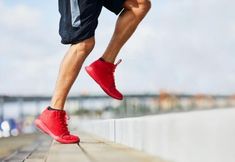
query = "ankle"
xmin=50 ymin=97 xmax=66 ymax=110
xmin=48 ymin=106 xmax=64 ymax=111
xmin=100 ymin=56 xmax=115 ymax=64
xmin=50 ymin=102 xmax=64 ymax=110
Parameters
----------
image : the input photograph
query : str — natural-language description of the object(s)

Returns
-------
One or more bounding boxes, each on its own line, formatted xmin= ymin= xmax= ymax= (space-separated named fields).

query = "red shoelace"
xmin=109 ymin=59 xmax=122 ymax=89
xmin=58 ymin=112 xmax=70 ymax=136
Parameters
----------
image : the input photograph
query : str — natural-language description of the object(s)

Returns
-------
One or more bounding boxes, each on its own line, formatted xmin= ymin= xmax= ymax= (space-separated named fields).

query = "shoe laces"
xmin=58 ymin=112 xmax=70 ymax=136
xmin=109 ymin=59 xmax=122 ymax=89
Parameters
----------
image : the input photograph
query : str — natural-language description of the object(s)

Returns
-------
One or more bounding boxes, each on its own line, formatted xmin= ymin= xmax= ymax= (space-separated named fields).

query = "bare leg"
xmin=102 ymin=0 xmax=151 ymax=63
xmin=50 ymin=37 xmax=95 ymax=110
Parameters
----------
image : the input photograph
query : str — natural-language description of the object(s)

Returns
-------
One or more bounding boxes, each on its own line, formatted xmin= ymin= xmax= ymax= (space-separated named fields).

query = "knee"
xmin=72 ymin=37 xmax=95 ymax=55
xmin=139 ymin=0 xmax=151 ymax=12
xmin=124 ymin=0 xmax=151 ymax=20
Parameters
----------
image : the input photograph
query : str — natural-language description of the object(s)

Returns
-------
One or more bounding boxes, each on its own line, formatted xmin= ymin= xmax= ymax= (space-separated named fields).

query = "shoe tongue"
xmin=115 ymin=59 xmax=122 ymax=66
xmin=99 ymin=58 xmax=122 ymax=68
xmin=106 ymin=60 xmax=122 ymax=70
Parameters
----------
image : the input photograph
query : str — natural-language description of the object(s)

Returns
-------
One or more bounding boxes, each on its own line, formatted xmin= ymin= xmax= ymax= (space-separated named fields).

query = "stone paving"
xmin=46 ymin=132 xmax=166 ymax=162
xmin=0 ymin=133 xmax=42 ymax=160
xmin=2 ymin=134 xmax=51 ymax=162
xmin=2 ymin=132 xmax=167 ymax=162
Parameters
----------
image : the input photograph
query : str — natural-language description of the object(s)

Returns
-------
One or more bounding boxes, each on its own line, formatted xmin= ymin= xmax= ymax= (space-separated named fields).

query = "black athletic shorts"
xmin=58 ymin=0 xmax=125 ymax=44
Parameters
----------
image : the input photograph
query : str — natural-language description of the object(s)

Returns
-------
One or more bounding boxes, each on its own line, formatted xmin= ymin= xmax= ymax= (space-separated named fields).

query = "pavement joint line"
xmin=2 ymin=150 xmax=19 ymax=162
xmin=2 ymin=135 xmax=52 ymax=162
xmin=3 ymin=143 xmax=38 ymax=161
xmin=77 ymin=143 xmax=97 ymax=162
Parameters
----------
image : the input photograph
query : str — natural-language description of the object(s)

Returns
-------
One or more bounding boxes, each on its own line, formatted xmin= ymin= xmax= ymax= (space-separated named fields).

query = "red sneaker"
xmin=34 ymin=107 xmax=80 ymax=144
xmin=85 ymin=58 xmax=123 ymax=100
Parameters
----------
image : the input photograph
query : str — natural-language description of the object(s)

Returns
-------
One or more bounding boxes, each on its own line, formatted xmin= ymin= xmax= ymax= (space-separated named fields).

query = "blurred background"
xmin=0 ymin=0 xmax=235 ymax=161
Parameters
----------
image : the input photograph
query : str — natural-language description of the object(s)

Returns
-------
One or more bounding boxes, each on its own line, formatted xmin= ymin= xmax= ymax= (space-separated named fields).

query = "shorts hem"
xmin=114 ymin=8 xmax=124 ymax=15
xmin=61 ymin=34 xmax=95 ymax=45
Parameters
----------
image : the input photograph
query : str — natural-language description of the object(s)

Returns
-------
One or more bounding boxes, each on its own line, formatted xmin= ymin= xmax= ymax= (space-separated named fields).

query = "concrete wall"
xmin=76 ymin=108 xmax=235 ymax=162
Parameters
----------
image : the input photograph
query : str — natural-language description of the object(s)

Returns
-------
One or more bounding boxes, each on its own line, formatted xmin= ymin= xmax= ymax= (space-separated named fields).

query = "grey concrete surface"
xmin=1 ymin=133 xmax=52 ymax=162
xmin=47 ymin=132 xmax=166 ymax=162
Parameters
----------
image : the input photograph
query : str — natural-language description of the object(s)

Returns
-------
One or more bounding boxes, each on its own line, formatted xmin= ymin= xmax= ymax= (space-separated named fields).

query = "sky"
xmin=0 ymin=0 xmax=235 ymax=96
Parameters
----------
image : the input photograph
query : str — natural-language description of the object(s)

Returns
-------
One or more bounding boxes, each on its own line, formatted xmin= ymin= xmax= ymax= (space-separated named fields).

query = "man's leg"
xmin=34 ymin=37 xmax=95 ymax=144
xmin=51 ymin=37 xmax=95 ymax=110
xmin=102 ymin=0 xmax=151 ymax=63
xmin=85 ymin=0 xmax=151 ymax=100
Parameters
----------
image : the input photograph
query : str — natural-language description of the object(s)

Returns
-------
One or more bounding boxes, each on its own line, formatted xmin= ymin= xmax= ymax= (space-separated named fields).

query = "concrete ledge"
xmin=76 ymin=108 xmax=235 ymax=162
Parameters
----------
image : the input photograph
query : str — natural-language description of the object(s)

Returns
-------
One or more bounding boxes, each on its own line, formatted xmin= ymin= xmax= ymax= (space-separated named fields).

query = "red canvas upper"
xmin=85 ymin=59 xmax=123 ymax=100
xmin=34 ymin=107 xmax=79 ymax=144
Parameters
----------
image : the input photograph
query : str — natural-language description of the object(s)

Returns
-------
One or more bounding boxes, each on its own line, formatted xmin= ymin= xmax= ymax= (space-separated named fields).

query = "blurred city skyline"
xmin=0 ymin=0 xmax=235 ymax=96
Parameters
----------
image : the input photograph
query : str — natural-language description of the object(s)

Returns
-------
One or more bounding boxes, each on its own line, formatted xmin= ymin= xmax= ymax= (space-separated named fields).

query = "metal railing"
xmin=0 ymin=93 xmax=234 ymax=120
xmin=0 ymin=93 xmax=234 ymax=137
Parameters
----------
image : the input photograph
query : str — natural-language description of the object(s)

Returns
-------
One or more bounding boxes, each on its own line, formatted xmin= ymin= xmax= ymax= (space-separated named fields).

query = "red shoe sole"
xmin=85 ymin=66 xmax=123 ymax=100
xmin=34 ymin=119 xmax=79 ymax=144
